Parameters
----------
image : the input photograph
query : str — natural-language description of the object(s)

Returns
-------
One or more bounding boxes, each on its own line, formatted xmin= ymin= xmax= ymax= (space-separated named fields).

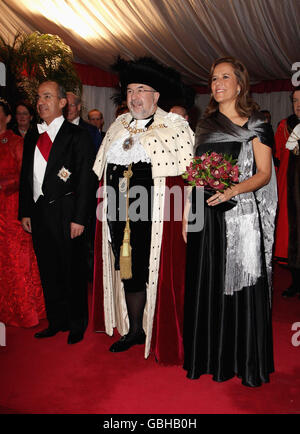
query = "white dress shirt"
xmin=33 ymin=116 xmax=65 ymax=202
xmin=71 ymin=116 xmax=80 ymax=125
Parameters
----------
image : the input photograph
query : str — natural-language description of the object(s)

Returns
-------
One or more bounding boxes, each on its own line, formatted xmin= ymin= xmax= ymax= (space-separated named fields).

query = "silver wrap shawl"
xmin=196 ymin=111 xmax=277 ymax=299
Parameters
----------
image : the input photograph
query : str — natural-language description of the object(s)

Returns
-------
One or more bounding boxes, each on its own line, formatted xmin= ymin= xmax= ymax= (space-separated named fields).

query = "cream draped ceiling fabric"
xmin=1 ymin=0 xmax=299 ymax=85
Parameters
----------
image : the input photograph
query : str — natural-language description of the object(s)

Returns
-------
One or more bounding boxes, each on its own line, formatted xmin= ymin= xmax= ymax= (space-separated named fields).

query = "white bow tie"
xmin=37 ymin=123 xmax=50 ymax=134
xmin=36 ymin=116 xmax=64 ymax=142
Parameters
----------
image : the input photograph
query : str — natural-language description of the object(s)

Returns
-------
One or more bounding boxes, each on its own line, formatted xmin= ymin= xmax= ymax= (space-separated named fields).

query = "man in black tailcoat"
xmin=88 ymin=108 xmax=106 ymax=145
xmin=66 ymin=92 xmax=102 ymax=153
xmin=19 ymin=80 xmax=96 ymax=344
xmin=66 ymin=92 xmax=101 ymax=281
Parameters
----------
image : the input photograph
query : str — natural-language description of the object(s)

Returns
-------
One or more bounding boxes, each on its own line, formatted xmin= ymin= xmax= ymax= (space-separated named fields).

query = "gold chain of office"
xmin=121 ymin=118 xmax=167 ymax=134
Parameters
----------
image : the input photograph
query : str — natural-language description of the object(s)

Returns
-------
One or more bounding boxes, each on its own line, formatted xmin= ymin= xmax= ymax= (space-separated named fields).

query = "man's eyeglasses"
xmin=127 ymin=88 xmax=156 ymax=96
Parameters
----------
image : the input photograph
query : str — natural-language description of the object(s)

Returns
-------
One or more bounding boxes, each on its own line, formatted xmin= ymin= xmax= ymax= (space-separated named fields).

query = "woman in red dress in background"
xmin=0 ymin=99 xmax=45 ymax=327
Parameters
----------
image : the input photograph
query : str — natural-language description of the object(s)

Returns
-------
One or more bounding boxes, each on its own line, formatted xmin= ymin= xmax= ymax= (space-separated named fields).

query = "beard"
xmin=129 ymin=101 xmax=156 ymax=120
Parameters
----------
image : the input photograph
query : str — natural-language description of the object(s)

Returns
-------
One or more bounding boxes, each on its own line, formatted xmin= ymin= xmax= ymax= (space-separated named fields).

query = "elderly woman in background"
xmin=12 ymin=101 xmax=36 ymax=138
xmin=182 ymin=57 xmax=277 ymax=387
xmin=0 ymin=99 xmax=45 ymax=327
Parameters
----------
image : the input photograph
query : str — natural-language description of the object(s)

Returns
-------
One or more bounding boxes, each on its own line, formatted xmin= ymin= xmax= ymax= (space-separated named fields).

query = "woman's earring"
xmin=237 ymin=89 xmax=240 ymax=95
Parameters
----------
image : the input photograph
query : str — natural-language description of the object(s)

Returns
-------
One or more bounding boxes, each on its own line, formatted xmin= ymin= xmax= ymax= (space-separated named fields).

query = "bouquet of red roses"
xmin=182 ymin=151 xmax=239 ymax=192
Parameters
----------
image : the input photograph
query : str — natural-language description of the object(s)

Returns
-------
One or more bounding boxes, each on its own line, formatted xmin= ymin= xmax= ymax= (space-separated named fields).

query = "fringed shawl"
xmin=196 ymin=111 xmax=277 ymax=299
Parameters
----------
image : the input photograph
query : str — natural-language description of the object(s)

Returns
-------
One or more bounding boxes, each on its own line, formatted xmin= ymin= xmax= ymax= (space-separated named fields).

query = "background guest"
xmin=261 ymin=109 xmax=272 ymax=124
xmin=66 ymin=92 xmax=102 ymax=153
xmin=115 ymin=100 xmax=129 ymax=118
xmin=274 ymin=86 xmax=300 ymax=298
xmin=11 ymin=101 xmax=37 ymax=139
xmin=169 ymin=105 xmax=189 ymax=121
xmin=66 ymin=92 xmax=99 ymax=282
xmin=170 ymin=104 xmax=199 ymax=132
xmin=88 ymin=109 xmax=105 ymax=143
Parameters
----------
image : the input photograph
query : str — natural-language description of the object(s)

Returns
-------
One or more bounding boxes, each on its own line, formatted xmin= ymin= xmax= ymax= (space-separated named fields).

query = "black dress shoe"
xmin=282 ymin=286 xmax=300 ymax=298
xmin=67 ymin=331 xmax=84 ymax=345
xmin=34 ymin=328 xmax=60 ymax=338
xmin=109 ymin=331 xmax=146 ymax=353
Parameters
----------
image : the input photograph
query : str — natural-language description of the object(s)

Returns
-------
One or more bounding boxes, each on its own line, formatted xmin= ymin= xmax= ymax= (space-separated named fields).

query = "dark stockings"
xmin=125 ymin=290 xmax=146 ymax=336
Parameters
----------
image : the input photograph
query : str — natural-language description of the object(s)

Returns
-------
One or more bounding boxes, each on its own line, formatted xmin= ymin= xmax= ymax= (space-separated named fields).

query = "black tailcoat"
xmin=19 ymin=120 xmax=97 ymax=332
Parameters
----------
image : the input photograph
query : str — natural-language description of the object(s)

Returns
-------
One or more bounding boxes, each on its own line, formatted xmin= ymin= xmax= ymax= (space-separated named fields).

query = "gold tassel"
xmin=120 ymin=220 xmax=132 ymax=279
xmin=119 ymin=164 xmax=133 ymax=280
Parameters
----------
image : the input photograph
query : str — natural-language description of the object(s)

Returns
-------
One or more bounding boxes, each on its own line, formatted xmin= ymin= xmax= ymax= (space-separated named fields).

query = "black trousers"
xmin=31 ymin=195 xmax=88 ymax=333
xmin=106 ymin=162 xmax=153 ymax=293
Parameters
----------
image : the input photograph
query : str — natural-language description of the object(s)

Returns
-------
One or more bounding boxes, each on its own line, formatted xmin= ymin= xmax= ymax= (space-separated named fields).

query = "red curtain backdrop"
xmin=74 ymin=62 xmax=293 ymax=94
xmin=74 ymin=62 xmax=119 ymax=88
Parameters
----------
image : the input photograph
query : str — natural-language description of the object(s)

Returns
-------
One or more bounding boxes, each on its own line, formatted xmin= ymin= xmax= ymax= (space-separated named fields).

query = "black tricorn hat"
xmin=111 ymin=56 xmax=195 ymax=111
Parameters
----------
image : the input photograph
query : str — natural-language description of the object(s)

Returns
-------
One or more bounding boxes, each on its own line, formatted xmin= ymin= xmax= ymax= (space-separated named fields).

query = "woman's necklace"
xmin=121 ymin=115 xmax=166 ymax=151
xmin=19 ymin=128 xmax=27 ymax=137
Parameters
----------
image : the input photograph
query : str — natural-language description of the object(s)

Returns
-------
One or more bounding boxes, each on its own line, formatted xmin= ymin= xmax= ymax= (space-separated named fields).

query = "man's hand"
xmin=70 ymin=222 xmax=85 ymax=239
xmin=21 ymin=217 xmax=32 ymax=233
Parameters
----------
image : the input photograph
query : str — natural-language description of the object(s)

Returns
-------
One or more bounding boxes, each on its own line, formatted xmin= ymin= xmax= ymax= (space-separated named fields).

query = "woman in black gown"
xmin=182 ymin=57 xmax=277 ymax=387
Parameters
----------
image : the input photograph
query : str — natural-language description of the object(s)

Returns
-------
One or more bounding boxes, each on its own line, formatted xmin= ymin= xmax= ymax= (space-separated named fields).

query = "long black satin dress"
xmin=183 ymin=139 xmax=274 ymax=387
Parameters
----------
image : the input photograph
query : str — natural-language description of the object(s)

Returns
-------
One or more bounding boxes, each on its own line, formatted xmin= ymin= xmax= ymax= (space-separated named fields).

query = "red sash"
xmin=36 ymin=132 xmax=52 ymax=161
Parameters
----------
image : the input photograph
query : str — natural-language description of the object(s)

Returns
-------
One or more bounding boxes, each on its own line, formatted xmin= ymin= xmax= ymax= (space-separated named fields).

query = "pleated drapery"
xmin=1 ymin=0 xmax=299 ymax=85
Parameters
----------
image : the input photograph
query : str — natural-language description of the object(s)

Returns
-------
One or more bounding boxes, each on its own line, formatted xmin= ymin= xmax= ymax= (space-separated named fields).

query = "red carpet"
xmin=0 ymin=263 xmax=299 ymax=415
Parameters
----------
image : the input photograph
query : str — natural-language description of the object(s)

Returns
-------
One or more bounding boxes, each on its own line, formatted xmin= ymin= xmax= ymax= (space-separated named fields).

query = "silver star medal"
xmin=57 ymin=166 xmax=71 ymax=182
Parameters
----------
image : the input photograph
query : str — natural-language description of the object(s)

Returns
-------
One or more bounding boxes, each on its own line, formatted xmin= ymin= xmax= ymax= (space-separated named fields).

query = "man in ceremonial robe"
xmin=92 ymin=57 xmax=195 ymax=362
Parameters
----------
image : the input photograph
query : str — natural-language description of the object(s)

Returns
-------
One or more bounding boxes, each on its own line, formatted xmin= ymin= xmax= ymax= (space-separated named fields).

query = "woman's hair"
xmin=0 ymin=98 xmax=12 ymax=116
xmin=204 ymin=56 xmax=259 ymax=118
